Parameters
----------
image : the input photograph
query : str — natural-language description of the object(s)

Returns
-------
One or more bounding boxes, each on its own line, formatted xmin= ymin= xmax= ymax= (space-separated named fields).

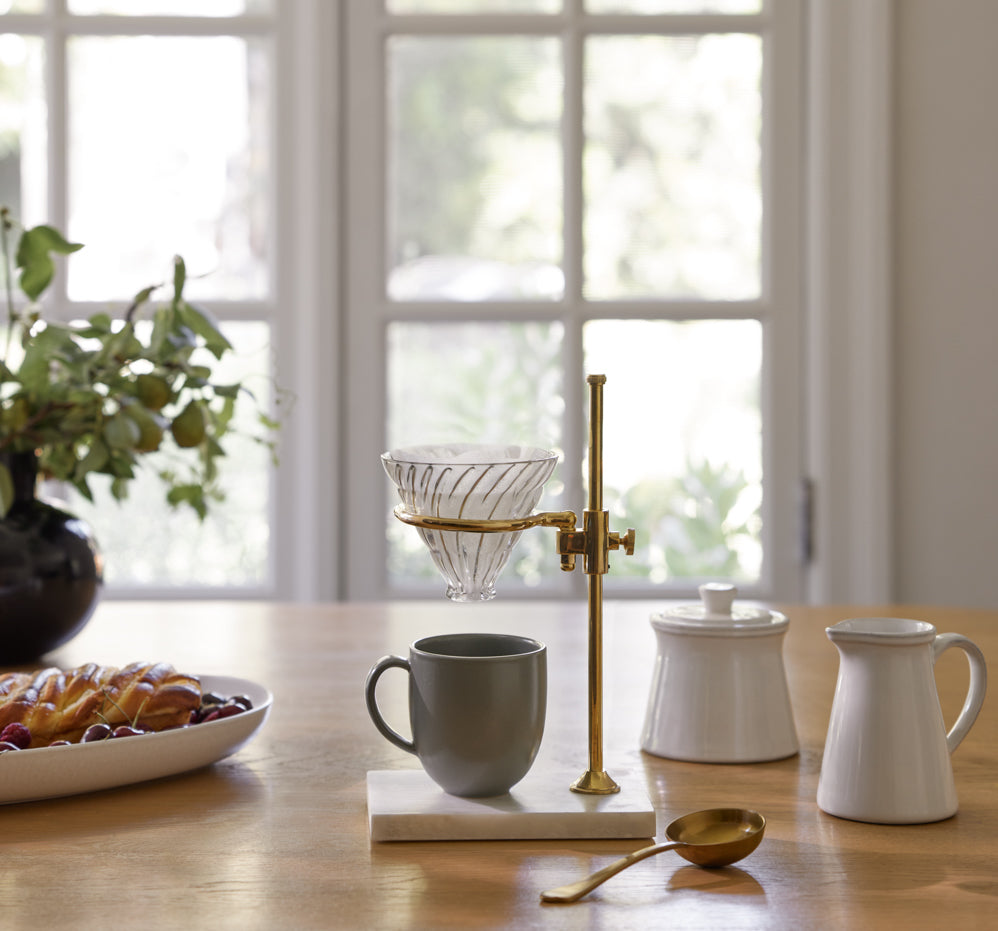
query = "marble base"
xmin=367 ymin=768 xmax=656 ymax=842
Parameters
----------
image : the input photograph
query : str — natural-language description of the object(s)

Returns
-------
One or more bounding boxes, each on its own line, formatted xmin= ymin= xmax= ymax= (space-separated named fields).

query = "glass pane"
xmin=388 ymin=36 xmax=563 ymax=302
xmin=584 ymin=319 xmax=762 ymax=583
xmin=0 ymin=34 xmax=46 ymax=225
xmin=385 ymin=321 xmax=565 ymax=592
xmin=389 ymin=1 xmax=559 ymax=11
xmin=1 ymin=1 xmax=44 ymax=12
xmin=584 ymin=33 xmax=762 ymax=300
xmin=68 ymin=1 xmax=273 ymax=14
xmin=68 ymin=322 xmax=274 ymax=590
xmin=66 ymin=36 xmax=270 ymax=301
xmin=586 ymin=0 xmax=761 ymax=11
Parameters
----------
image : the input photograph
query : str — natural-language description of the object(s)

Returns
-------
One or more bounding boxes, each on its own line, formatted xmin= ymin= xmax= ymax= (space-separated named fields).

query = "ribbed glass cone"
xmin=382 ymin=444 xmax=558 ymax=602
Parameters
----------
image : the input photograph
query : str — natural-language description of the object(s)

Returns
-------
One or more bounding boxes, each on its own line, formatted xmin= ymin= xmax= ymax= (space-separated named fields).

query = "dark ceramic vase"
xmin=0 ymin=450 xmax=103 ymax=663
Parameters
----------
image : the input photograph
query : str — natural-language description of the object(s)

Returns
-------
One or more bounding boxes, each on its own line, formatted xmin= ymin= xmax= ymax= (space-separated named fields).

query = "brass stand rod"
xmin=569 ymin=374 xmax=620 ymax=794
xmin=587 ymin=573 xmax=604 ymax=774
xmin=588 ymin=375 xmax=603 ymax=512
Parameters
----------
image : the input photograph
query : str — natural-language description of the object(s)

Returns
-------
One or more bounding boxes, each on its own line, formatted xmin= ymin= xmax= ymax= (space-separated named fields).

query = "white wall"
xmin=893 ymin=0 xmax=998 ymax=607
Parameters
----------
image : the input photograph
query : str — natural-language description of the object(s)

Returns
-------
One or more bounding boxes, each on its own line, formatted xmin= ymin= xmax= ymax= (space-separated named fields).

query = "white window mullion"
xmin=757 ymin=0 xmax=805 ymax=599
xmin=561 ymin=13 xmax=586 ymax=566
xmin=45 ymin=10 xmax=69 ymax=313
xmin=804 ymin=0 xmax=892 ymax=603
xmin=271 ymin=0 xmax=341 ymax=601
xmin=344 ymin=1 xmax=391 ymax=599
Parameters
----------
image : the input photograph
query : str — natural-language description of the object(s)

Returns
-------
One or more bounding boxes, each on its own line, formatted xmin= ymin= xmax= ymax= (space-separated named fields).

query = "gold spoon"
xmin=540 ymin=807 xmax=766 ymax=904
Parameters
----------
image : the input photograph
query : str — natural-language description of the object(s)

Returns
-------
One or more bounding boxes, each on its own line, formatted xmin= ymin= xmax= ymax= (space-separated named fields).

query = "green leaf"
xmin=149 ymin=306 xmax=174 ymax=357
xmin=73 ymin=477 xmax=95 ymax=503
xmin=74 ymin=439 xmax=110 ymax=480
xmin=132 ymin=284 xmax=157 ymax=308
xmin=177 ymin=302 xmax=232 ymax=359
xmin=215 ymin=395 xmax=236 ymax=431
xmin=101 ymin=322 xmax=142 ymax=362
xmin=17 ymin=253 xmax=54 ymax=301
xmin=172 ymin=255 xmax=186 ymax=304
xmin=87 ymin=312 xmax=113 ymax=333
xmin=40 ymin=445 xmax=77 ymax=482
xmin=18 ymin=326 xmax=76 ymax=390
xmin=167 ymin=482 xmax=208 ymax=520
xmin=107 ymin=455 xmax=135 ymax=480
xmin=182 ymin=365 xmax=212 ymax=390
xmin=168 ymin=325 xmax=198 ymax=352
xmin=103 ymin=411 xmax=141 ymax=449
xmin=19 ymin=224 xmax=84 ymax=257
xmin=0 ymin=463 xmax=13 ymax=517
xmin=1 ymin=397 xmax=30 ymax=434
xmin=15 ymin=225 xmax=84 ymax=301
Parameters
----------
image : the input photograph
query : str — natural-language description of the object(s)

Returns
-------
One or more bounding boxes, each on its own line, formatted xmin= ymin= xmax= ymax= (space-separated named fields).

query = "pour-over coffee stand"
xmin=390 ymin=375 xmax=636 ymax=796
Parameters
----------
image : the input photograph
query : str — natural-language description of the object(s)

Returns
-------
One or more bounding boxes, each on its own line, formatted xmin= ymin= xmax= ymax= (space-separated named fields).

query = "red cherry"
xmin=111 ymin=725 xmax=145 ymax=738
xmin=82 ymin=723 xmax=113 ymax=742
xmin=0 ymin=722 xmax=31 ymax=749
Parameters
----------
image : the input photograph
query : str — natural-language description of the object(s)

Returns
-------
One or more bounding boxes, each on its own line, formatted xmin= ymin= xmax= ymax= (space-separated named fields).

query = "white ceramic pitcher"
xmin=817 ymin=617 xmax=987 ymax=824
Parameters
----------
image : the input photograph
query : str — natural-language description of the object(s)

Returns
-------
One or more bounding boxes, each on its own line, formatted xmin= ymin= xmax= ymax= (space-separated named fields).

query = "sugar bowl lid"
xmin=651 ymin=583 xmax=787 ymax=635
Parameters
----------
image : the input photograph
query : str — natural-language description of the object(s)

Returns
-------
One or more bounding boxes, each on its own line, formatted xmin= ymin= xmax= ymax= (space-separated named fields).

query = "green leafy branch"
xmin=0 ymin=206 xmax=283 ymax=518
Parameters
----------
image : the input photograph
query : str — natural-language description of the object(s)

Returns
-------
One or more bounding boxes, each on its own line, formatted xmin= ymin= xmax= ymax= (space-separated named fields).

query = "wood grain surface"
xmin=1 ymin=600 xmax=994 ymax=929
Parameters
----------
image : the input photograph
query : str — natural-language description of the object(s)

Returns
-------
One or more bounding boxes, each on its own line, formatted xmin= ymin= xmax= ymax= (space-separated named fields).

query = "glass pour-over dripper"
xmin=382 ymin=443 xmax=558 ymax=602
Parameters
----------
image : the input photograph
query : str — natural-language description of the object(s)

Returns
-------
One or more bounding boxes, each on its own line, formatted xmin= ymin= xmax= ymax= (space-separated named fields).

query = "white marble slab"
xmin=367 ymin=768 xmax=657 ymax=842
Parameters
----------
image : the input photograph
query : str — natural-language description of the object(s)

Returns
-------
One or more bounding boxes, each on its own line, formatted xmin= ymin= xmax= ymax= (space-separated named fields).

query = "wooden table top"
xmin=2 ymin=600 xmax=995 ymax=930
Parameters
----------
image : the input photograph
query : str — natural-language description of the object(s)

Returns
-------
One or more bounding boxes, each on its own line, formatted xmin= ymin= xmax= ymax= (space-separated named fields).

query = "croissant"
xmin=0 ymin=662 xmax=202 ymax=748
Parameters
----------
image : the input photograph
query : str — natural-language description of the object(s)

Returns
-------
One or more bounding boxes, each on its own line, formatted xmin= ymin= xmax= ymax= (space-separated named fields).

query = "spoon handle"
xmin=540 ymin=841 xmax=685 ymax=904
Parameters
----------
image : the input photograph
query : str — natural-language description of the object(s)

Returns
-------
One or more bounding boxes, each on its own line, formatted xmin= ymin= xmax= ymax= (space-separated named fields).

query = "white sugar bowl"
xmin=641 ymin=583 xmax=799 ymax=763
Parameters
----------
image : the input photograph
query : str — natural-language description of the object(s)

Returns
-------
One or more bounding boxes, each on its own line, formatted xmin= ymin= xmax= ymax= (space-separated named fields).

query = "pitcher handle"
xmin=365 ymin=655 xmax=416 ymax=754
xmin=933 ymin=633 xmax=988 ymax=754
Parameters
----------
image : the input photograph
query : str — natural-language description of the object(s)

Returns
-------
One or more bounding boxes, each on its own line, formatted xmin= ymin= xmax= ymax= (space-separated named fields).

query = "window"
xmin=4 ymin=1 xmax=876 ymax=605
xmin=0 ymin=1 xmax=282 ymax=595
xmin=344 ymin=0 xmax=804 ymax=600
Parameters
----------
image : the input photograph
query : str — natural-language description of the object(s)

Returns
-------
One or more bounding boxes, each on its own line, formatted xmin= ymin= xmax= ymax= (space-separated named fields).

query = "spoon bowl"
xmin=667 ymin=807 xmax=766 ymax=867
xmin=540 ymin=807 xmax=765 ymax=904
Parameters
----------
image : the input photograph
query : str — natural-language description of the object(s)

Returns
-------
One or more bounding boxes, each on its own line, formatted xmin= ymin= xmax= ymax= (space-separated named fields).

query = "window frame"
xmin=1 ymin=0 xmax=892 ymax=604
xmin=342 ymin=0 xmax=808 ymax=601
xmin=0 ymin=1 xmax=337 ymax=600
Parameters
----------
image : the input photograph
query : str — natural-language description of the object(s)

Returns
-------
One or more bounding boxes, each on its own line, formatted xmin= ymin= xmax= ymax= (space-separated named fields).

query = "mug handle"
xmin=933 ymin=633 xmax=988 ymax=753
xmin=365 ymin=655 xmax=416 ymax=754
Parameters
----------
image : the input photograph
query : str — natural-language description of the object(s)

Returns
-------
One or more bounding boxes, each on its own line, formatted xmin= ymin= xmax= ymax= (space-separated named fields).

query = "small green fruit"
xmin=0 ymin=397 xmax=30 ymax=433
xmin=135 ymin=373 xmax=171 ymax=411
xmin=104 ymin=411 xmax=141 ymax=449
xmin=125 ymin=405 xmax=165 ymax=452
xmin=171 ymin=400 xmax=207 ymax=448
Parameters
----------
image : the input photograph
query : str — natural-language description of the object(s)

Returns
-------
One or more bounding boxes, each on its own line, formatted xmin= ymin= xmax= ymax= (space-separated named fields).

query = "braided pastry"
xmin=0 ymin=662 xmax=202 ymax=748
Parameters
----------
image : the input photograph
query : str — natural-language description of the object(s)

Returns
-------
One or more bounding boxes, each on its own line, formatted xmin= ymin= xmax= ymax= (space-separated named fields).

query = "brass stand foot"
xmin=570 ymin=770 xmax=621 ymax=795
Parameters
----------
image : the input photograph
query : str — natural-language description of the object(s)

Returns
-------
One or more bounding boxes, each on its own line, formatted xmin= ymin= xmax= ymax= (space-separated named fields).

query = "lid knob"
xmin=699 ymin=582 xmax=736 ymax=617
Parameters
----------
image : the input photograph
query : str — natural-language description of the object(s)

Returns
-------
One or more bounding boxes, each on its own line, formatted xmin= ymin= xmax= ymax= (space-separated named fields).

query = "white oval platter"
xmin=0 ymin=674 xmax=272 ymax=805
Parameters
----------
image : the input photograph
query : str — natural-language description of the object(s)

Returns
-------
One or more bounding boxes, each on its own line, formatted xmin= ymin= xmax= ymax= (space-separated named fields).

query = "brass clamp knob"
xmin=610 ymin=528 xmax=636 ymax=556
